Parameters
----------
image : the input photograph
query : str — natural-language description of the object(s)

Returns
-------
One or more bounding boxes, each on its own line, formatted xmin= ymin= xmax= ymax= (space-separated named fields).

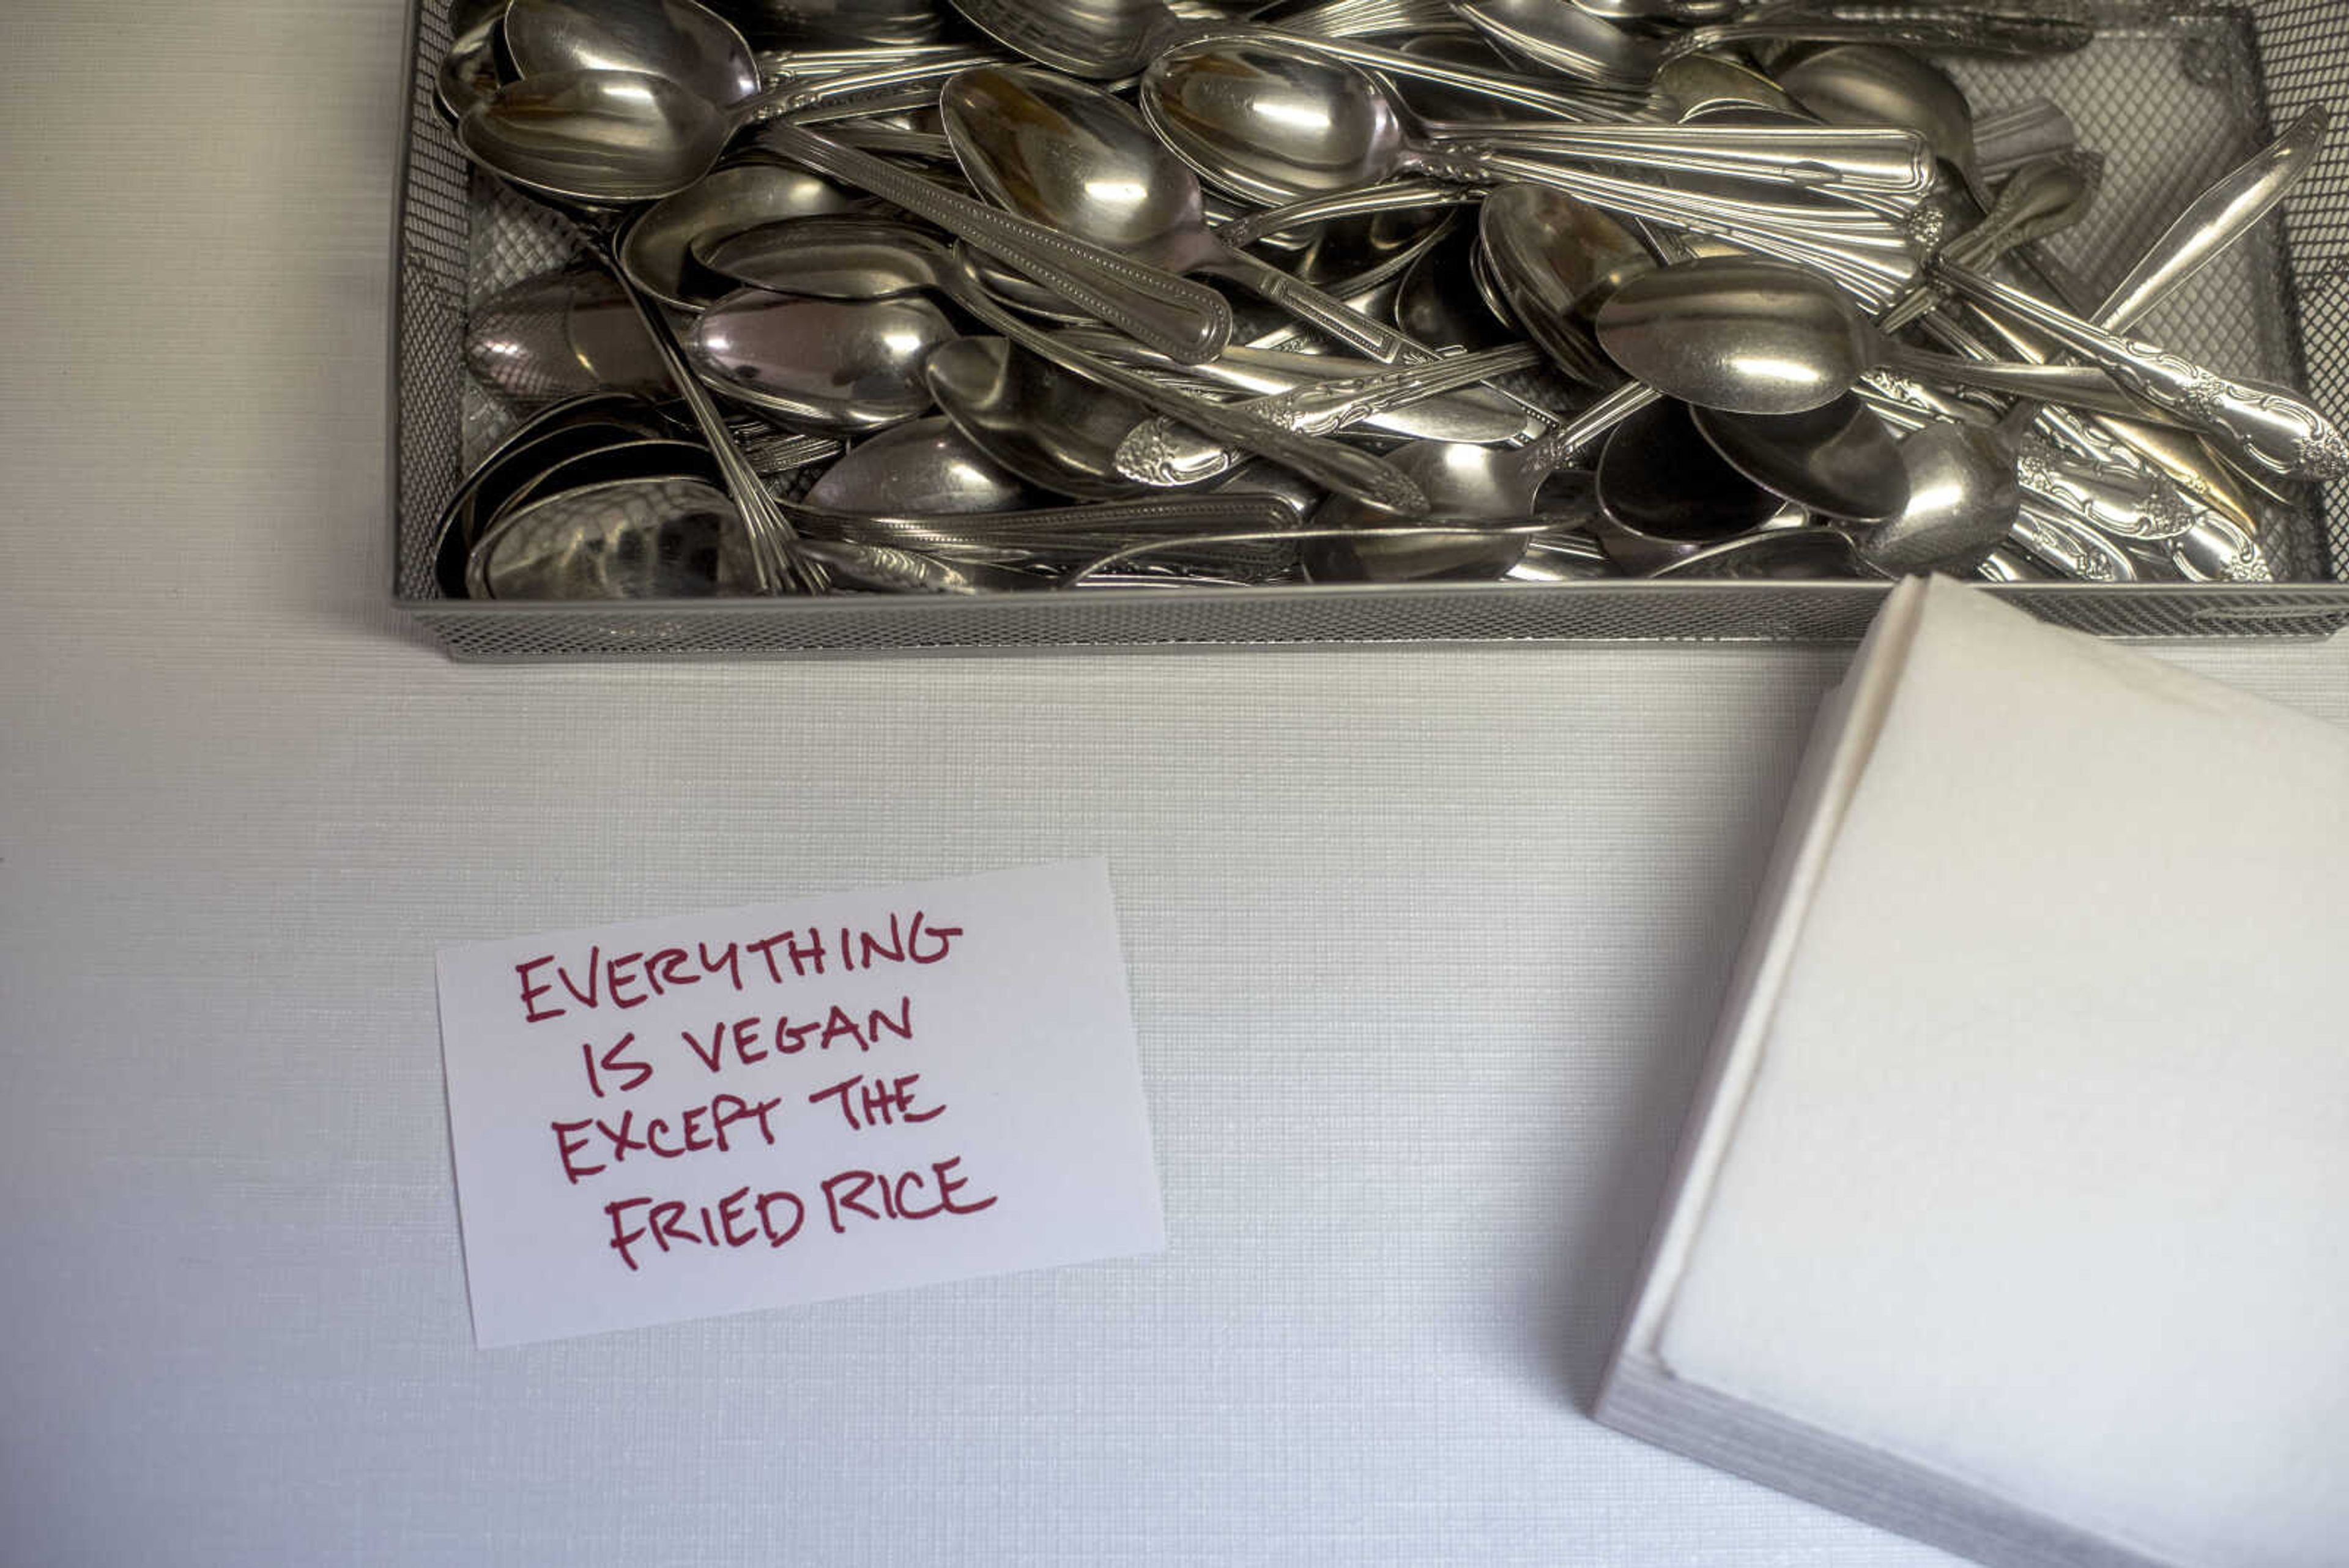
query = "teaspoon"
xmin=691 ymin=216 xmax=1428 ymax=507
xmin=1593 ymin=256 xmax=2156 ymax=418
xmin=940 ymin=66 xmax=1423 ymax=362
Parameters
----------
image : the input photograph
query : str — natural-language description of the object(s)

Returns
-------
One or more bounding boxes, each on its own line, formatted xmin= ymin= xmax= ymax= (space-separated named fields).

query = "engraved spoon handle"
xmin=1936 ymin=261 xmax=2349 ymax=481
xmin=754 ymin=120 xmax=1234 ymax=364
xmin=938 ymin=249 xmax=1428 ymax=512
xmin=1113 ymin=344 xmax=1542 ymax=482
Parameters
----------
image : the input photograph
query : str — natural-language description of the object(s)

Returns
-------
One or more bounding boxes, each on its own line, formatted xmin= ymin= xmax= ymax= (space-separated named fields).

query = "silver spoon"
xmin=1141 ymin=40 xmax=1934 ymax=207
xmin=1856 ymin=420 xmax=2023 ymax=575
xmin=921 ymin=336 xmax=1165 ymax=500
xmin=689 ymin=216 xmax=1428 ymax=507
xmin=1592 ymin=396 xmax=1781 ymax=570
xmin=1690 ymin=397 xmax=1912 ymax=524
xmin=1932 ymin=261 xmax=2349 ymax=485
xmin=461 ymin=69 xmax=1236 ymax=364
xmin=802 ymin=418 xmax=1042 ymax=515
xmin=1476 ymin=182 xmax=1650 ymax=385
xmin=469 ymin=475 xmax=762 ymax=598
xmin=1140 ymin=43 xmax=1923 ymax=300
xmin=1592 ymin=256 xmax=2159 ymax=418
xmin=1455 ymin=0 xmax=2091 ymax=91
xmin=505 ymin=0 xmax=764 ymax=108
xmin=466 ymin=265 xmax=670 ymax=404
xmin=1394 ymin=218 xmax=1518 ymax=352
xmin=940 ymin=66 xmax=1424 ymax=363
xmin=688 ymin=289 xmax=959 ymax=431
xmin=615 ymin=158 xmax=854 ymax=310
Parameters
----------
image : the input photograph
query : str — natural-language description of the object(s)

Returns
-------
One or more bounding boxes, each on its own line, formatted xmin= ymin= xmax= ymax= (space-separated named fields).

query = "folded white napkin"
xmin=1625 ymin=576 xmax=2349 ymax=1567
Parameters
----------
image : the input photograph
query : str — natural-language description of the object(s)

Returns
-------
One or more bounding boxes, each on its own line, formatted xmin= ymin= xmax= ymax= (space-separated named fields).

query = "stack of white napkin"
xmin=1602 ymin=575 xmax=2349 ymax=1568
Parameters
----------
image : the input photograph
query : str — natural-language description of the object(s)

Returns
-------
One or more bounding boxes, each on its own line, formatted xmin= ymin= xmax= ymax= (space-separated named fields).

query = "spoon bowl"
xmin=461 ymin=69 xmax=729 ymax=206
xmin=922 ymin=336 xmax=1154 ymax=500
xmin=1477 ymin=182 xmax=1650 ymax=385
xmin=803 ymin=418 xmax=1042 ymax=515
xmin=617 ymin=160 xmax=855 ymax=310
xmin=689 ymin=290 xmax=957 ymax=431
xmin=1691 ymin=396 xmax=1912 ymax=523
xmin=503 ymin=0 xmax=762 ymax=109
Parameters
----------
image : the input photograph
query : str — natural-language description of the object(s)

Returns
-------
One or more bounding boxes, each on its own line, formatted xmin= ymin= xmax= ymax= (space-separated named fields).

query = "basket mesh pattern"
xmin=388 ymin=0 xmax=2349 ymax=655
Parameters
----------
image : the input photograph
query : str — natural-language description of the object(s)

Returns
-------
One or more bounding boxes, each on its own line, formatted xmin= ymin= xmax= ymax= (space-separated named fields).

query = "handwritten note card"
xmin=436 ymin=860 xmax=1165 ymax=1347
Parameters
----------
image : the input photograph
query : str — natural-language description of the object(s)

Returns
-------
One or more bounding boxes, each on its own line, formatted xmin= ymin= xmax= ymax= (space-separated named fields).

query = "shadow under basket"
xmin=389 ymin=0 xmax=2349 ymax=658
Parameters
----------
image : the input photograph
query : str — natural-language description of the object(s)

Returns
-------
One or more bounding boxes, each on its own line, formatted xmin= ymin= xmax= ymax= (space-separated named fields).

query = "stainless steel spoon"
xmin=1476 ymin=182 xmax=1650 ymax=385
xmin=1691 ymin=397 xmax=1912 ymax=524
xmin=921 ymin=337 xmax=1157 ymax=500
xmin=802 ymin=418 xmax=1042 ymax=515
xmin=1455 ymin=0 xmax=2090 ymax=91
xmin=1593 ymin=396 xmax=1782 ymax=570
xmin=688 ymin=215 xmax=1428 ymax=507
xmin=940 ymin=66 xmax=1427 ymax=363
xmin=466 ymin=265 xmax=670 ymax=404
xmin=688 ymin=289 xmax=959 ymax=431
xmin=505 ymin=0 xmax=764 ymax=109
xmin=459 ymin=69 xmax=1237 ymax=365
xmin=1593 ymin=256 xmax=2156 ymax=418
xmin=1856 ymin=420 xmax=2024 ymax=574
xmin=1140 ymin=43 xmax=1924 ymax=300
xmin=615 ymin=158 xmax=855 ymax=310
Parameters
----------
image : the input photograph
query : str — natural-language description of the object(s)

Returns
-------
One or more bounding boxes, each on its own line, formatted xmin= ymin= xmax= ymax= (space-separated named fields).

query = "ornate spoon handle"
xmin=1113 ymin=344 xmax=1542 ymax=483
xmin=754 ymin=121 xmax=1234 ymax=365
xmin=937 ymin=250 xmax=1429 ymax=513
xmin=1935 ymin=261 xmax=2349 ymax=481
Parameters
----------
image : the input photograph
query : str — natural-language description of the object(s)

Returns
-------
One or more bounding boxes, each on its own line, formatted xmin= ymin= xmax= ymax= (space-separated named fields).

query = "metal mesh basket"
xmin=388 ymin=0 xmax=2349 ymax=658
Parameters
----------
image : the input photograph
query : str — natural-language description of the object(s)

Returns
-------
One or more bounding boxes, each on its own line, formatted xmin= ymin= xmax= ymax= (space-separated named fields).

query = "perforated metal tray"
xmin=388 ymin=0 xmax=2349 ymax=656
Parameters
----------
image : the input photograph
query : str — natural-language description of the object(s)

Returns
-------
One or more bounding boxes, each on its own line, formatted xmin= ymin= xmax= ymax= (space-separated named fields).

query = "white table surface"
xmin=7 ymin=4 xmax=2349 ymax=1563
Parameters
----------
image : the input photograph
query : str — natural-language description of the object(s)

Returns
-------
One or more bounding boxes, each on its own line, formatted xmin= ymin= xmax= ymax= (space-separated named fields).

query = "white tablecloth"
xmin=8 ymin=4 xmax=2349 ymax=1562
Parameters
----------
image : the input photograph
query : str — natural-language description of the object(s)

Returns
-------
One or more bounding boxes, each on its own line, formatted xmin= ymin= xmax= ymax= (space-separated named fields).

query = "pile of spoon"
xmin=430 ymin=0 xmax=2340 ymax=598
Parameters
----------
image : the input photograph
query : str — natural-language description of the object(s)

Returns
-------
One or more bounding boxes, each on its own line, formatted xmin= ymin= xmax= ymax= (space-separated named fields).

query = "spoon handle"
xmin=570 ymin=229 xmax=828 ymax=595
xmin=2093 ymin=107 xmax=2327 ymax=331
xmin=785 ymin=493 xmax=1301 ymax=548
xmin=1113 ymin=344 xmax=1543 ymax=483
xmin=940 ymin=250 xmax=1430 ymax=513
xmin=1935 ymin=261 xmax=2349 ymax=483
xmin=1213 ymin=180 xmax=1480 ymax=250
xmin=1205 ymin=246 xmax=1427 ymax=363
xmin=1427 ymin=147 xmax=1920 ymax=302
xmin=1670 ymin=10 xmax=2095 ymax=67
xmin=1255 ymin=32 xmax=1650 ymax=121
xmin=753 ymin=121 xmax=1234 ymax=365
xmin=1428 ymin=123 xmax=1937 ymax=203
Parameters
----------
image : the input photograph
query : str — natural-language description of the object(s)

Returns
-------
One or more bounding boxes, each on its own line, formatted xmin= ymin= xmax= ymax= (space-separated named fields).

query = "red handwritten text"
xmin=551 ymin=1091 xmax=785 ymax=1183
xmin=513 ymin=911 xmax=963 ymax=1025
